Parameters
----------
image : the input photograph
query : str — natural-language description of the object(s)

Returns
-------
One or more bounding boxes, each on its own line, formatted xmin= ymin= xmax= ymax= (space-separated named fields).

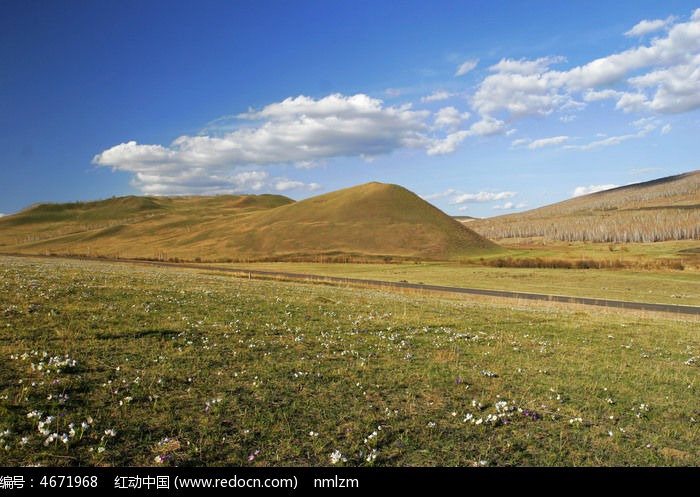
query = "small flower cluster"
xmin=154 ymin=454 xmax=174 ymax=464
xmin=330 ymin=449 xmax=347 ymax=464
xmin=31 ymin=354 xmax=78 ymax=375
xmin=26 ymin=411 xmax=93 ymax=447
xmin=247 ymin=449 xmax=261 ymax=462
xmin=0 ymin=429 xmax=11 ymax=451
xmin=463 ymin=399 xmax=521 ymax=426
xmin=634 ymin=403 xmax=650 ymax=419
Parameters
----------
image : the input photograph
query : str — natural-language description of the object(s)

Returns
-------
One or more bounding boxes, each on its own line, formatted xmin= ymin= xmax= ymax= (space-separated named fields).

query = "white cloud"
xmin=471 ymin=59 xmax=571 ymax=118
xmin=433 ymin=106 xmax=470 ymax=130
xmin=426 ymin=115 xmax=508 ymax=155
xmin=493 ymin=202 xmax=515 ymax=210
xmin=426 ymin=130 xmax=470 ymax=155
xmin=511 ymin=135 xmax=568 ymax=149
xmin=565 ymin=134 xmax=637 ymax=151
xmin=469 ymin=116 xmax=506 ymax=136
xmin=294 ymin=160 xmax=325 ymax=169
xmin=528 ymin=135 xmax=569 ymax=149
xmin=490 ymin=56 xmax=565 ymax=75
xmin=625 ymin=16 xmax=676 ymax=37
xmin=94 ymin=93 xmax=431 ymax=195
xmin=450 ymin=191 xmax=517 ymax=204
xmin=92 ymin=10 xmax=700 ymax=196
xmin=455 ymin=59 xmax=479 ymax=76
xmin=572 ymin=184 xmax=619 ymax=197
xmin=583 ymin=89 xmax=621 ymax=102
xmin=661 ymin=123 xmax=672 ymax=135
xmin=422 ymin=189 xmax=457 ymax=201
xmin=614 ymin=92 xmax=649 ymax=113
xmin=469 ymin=9 xmax=700 ymax=123
xmin=564 ymin=119 xmax=657 ymax=151
xmin=421 ymin=91 xmax=456 ymax=103
xmin=626 ymin=55 xmax=700 ymax=113
xmin=274 ymin=179 xmax=321 ymax=192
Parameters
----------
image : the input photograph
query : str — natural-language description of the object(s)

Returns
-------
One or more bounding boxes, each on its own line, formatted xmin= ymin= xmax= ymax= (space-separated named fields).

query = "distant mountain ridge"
xmin=0 ymin=182 xmax=500 ymax=262
xmin=468 ymin=170 xmax=700 ymax=243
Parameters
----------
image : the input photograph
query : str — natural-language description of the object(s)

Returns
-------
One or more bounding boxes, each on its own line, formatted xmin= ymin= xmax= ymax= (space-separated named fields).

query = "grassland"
xmin=1 ymin=255 xmax=698 ymax=467
xmin=210 ymin=260 xmax=700 ymax=308
xmin=217 ymin=238 xmax=700 ymax=308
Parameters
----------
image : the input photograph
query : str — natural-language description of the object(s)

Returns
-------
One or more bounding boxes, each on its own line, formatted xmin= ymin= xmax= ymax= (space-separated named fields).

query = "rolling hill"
xmin=468 ymin=170 xmax=700 ymax=243
xmin=0 ymin=182 xmax=501 ymax=262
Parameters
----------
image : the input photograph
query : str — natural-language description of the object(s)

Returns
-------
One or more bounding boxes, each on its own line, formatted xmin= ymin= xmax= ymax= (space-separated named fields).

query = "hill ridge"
xmin=469 ymin=170 xmax=700 ymax=243
xmin=0 ymin=182 xmax=500 ymax=261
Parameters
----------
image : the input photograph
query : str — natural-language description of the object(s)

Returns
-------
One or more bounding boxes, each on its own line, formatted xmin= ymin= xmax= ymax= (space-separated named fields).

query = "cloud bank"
xmin=471 ymin=8 xmax=700 ymax=122
xmin=94 ymin=94 xmax=431 ymax=194
xmin=94 ymin=9 xmax=700 ymax=196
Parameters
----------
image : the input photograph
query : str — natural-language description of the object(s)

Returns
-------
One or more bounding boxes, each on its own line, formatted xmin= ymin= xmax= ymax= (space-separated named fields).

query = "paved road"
xmin=141 ymin=260 xmax=700 ymax=316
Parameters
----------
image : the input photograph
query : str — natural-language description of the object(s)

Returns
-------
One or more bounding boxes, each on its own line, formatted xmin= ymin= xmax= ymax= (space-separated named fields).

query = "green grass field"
xmin=1 ymin=255 xmax=698 ymax=467
xmin=212 ymin=258 xmax=700 ymax=307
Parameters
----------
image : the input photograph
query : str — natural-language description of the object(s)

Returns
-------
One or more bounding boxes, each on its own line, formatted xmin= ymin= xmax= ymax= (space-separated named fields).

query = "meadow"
xmin=211 ymin=237 xmax=700 ymax=306
xmin=0 ymin=255 xmax=698 ymax=467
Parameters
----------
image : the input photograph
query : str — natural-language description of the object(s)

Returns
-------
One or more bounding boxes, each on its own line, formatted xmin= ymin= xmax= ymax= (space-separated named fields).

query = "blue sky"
xmin=2 ymin=1 xmax=699 ymax=218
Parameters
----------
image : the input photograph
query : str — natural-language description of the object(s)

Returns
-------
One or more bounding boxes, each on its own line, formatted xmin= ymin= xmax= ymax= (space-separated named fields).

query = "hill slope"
xmin=0 ymin=182 xmax=500 ymax=261
xmin=224 ymin=182 xmax=500 ymax=260
xmin=469 ymin=170 xmax=700 ymax=243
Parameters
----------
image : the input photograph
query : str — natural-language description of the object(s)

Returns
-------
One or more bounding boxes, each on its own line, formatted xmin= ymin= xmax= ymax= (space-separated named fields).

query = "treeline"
xmin=479 ymin=256 xmax=685 ymax=271
xmin=471 ymin=209 xmax=700 ymax=243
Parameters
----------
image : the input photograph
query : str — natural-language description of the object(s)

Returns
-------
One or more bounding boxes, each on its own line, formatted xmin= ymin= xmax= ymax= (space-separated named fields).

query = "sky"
xmin=1 ymin=0 xmax=699 ymax=218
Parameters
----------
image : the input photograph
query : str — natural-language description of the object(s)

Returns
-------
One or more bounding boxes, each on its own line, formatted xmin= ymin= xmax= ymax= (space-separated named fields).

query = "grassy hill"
xmin=0 ymin=182 xmax=500 ymax=262
xmin=469 ymin=170 xmax=700 ymax=243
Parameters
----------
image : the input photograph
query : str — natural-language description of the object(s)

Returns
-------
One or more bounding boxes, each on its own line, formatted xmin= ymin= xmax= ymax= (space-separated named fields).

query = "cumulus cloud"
xmin=625 ymin=16 xmax=676 ymax=37
xmin=94 ymin=93 xmax=431 ymax=195
xmin=426 ymin=130 xmax=470 ymax=155
xmin=471 ymin=57 xmax=571 ymax=118
xmin=583 ymin=89 xmax=622 ymax=102
xmin=572 ymin=184 xmax=619 ymax=197
xmin=455 ymin=59 xmax=479 ymax=76
xmin=469 ymin=9 xmax=700 ymax=125
xmin=433 ymin=107 xmax=470 ymax=130
xmin=426 ymin=116 xmax=508 ymax=155
xmin=92 ymin=9 xmax=700 ymax=195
